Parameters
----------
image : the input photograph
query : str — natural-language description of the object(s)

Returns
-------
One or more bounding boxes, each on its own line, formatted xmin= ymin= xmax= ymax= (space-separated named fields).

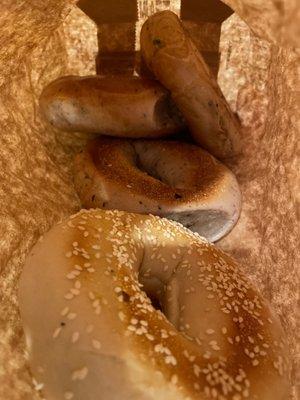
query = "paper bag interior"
xmin=0 ymin=1 xmax=298 ymax=399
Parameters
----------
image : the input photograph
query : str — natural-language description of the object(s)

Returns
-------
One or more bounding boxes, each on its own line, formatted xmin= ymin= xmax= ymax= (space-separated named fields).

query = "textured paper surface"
xmin=0 ymin=1 xmax=299 ymax=399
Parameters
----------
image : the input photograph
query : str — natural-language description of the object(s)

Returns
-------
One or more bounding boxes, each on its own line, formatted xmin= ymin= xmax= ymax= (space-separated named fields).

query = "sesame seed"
xmin=64 ymin=392 xmax=74 ymax=399
xmin=74 ymin=281 xmax=81 ymax=289
xmin=92 ymin=299 xmax=100 ymax=307
xmin=67 ymin=313 xmax=77 ymax=320
xmin=88 ymin=291 xmax=95 ymax=300
xmin=127 ymin=325 xmax=136 ymax=332
xmin=71 ymin=332 xmax=80 ymax=343
xmin=254 ymin=346 xmax=260 ymax=353
xmin=118 ymin=311 xmax=125 ymax=321
xmin=61 ymin=307 xmax=69 ymax=316
xmin=71 ymin=366 xmax=88 ymax=381
xmin=165 ymin=355 xmax=177 ymax=365
xmin=193 ymin=364 xmax=201 ymax=377
xmin=52 ymin=327 xmax=62 ymax=339
xmin=34 ymin=382 xmax=44 ymax=391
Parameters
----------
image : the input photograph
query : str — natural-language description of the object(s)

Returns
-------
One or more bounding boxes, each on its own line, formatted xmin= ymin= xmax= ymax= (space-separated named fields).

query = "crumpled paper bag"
xmin=0 ymin=1 xmax=298 ymax=399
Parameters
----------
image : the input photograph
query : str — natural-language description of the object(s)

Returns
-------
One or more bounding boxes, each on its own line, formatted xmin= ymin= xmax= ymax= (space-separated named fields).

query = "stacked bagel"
xmin=19 ymin=10 xmax=291 ymax=400
xmin=39 ymin=10 xmax=242 ymax=243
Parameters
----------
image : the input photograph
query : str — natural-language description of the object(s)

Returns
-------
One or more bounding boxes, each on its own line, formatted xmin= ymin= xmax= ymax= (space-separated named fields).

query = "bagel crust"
xmin=140 ymin=11 xmax=241 ymax=159
xmin=19 ymin=209 xmax=290 ymax=400
xmin=73 ymin=137 xmax=241 ymax=242
xmin=39 ymin=75 xmax=184 ymax=138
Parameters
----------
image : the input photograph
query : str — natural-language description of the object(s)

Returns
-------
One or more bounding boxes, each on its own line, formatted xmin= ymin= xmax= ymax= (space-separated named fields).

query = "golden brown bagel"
xmin=140 ymin=11 xmax=241 ymax=159
xmin=39 ymin=75 xmax=184 ymax=138
xmin=73 ymin=137 xmax=241 ymax=242
xmin=19 ymin=209 xmax=291 ymax=400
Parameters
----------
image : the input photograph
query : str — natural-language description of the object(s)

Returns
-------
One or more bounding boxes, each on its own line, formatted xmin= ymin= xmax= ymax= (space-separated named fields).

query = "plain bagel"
xmin=140 ymin=11 xmax=241 ymax=159
xmin=73 ymin=137 xmax=241 ymax=242
xmin=19 ymin=209 xmax=291 ymax=400
xmin=39 ymin=75 xmax=184 ymax=138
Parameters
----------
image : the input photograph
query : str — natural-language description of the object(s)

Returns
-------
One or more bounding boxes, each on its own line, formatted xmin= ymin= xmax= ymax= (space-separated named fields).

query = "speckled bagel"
xmin=73 ymin=136 xmax=241 ymax=242
xmin=140 ymin=11 xmax=241 ymax=159
xmin=19 ymin=209 xmax=290 ymax=400
xmin=39 ymin=75 xmax=184 ymax=138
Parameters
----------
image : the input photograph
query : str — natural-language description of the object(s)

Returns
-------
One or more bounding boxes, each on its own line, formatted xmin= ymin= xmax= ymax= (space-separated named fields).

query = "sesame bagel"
xmin=73 ymin=137 xmax=241 ymax=242
xmin=39 ymin=75 xmax=184 ymax=138
xmin=19 ymin=209 xmax=290 ymax=400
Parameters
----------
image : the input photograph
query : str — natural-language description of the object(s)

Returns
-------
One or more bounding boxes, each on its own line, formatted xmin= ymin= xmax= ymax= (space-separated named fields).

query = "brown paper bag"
xmin=0 ymin=1 xmax=298 ymax=399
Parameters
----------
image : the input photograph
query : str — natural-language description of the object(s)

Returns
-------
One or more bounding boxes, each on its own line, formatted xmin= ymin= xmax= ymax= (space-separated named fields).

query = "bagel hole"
xmin=147 ymin=294 xmax=163 ymax=311
xmin=133 ymin=143 xmax=172 ymax=186
xmin=132 ymin=142 xmax=196 ymax=191
xmin=136 ymin=156 xmax=166 ymax=183
xmin=138 ymin=275 xmax=163 ymax=312
xmin=134 ymin=152 xmax=164 ymax=184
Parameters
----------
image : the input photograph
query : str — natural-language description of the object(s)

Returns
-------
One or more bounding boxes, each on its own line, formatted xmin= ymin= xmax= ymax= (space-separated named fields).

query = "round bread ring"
xmin=39 ymin=75 xmax=184 ymax=138
xmin=140 ymin=11 xmax=241 ymax=159
xmin=73 ymin=137 xmax=241 ymax=242
xmin=19 ymin=209 xmax=290 ymax=400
